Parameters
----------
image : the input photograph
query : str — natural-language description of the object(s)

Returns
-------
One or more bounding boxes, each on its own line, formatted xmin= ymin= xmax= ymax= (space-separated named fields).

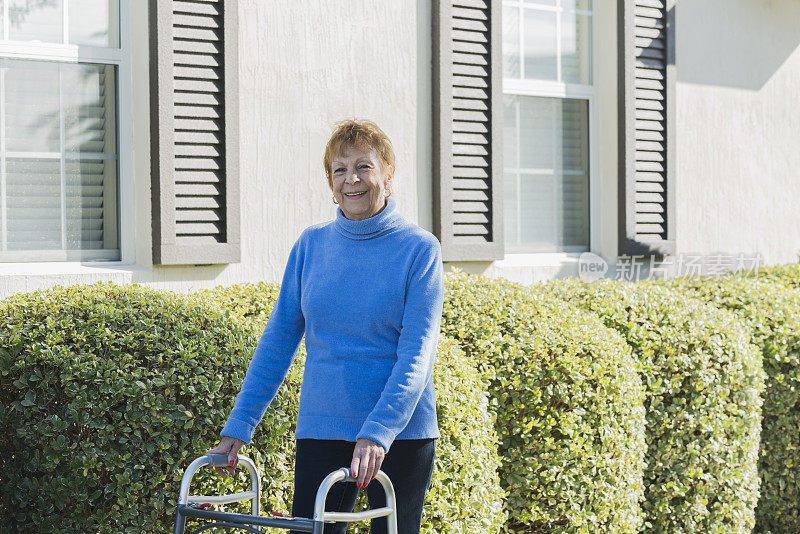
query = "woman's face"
xmin=330 ymin=144 xmax=393 ymax=221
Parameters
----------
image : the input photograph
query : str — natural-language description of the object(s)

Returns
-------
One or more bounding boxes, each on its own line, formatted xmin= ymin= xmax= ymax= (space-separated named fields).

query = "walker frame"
xmin=173 ymin=453 xmax=398 ymax=534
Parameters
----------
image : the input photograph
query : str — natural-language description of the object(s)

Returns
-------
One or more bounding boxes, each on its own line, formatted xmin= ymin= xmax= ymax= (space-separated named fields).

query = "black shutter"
xmin=149 ymin=0 xmax=240 ymax=265
xmin=433 ymin=0 xmax=504 ymax=262
xmin=618 ymin=0 xmax=675 ymax=256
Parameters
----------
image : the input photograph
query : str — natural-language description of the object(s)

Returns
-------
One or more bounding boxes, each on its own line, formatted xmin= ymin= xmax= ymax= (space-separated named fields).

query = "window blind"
xmin=1 ymin=60 xmax=119 ymax=261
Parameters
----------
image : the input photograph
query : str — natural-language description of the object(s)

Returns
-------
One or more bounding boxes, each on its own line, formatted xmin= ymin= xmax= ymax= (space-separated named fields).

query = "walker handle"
xmin=205 ymin=453 xmax=237 ymax=467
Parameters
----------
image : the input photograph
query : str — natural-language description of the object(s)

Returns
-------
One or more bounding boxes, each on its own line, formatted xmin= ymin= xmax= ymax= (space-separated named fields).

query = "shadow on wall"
xmin=675 ymin=0 xmax=800 ymax=89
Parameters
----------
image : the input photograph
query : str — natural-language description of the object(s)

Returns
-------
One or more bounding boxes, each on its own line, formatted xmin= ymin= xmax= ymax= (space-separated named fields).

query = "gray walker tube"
xmin=173 ymin=453 xmax=398 ymax=534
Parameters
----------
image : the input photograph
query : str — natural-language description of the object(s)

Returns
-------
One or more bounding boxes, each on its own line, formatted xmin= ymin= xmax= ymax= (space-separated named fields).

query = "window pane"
xmin=523 ymin=7 xmax=557 ymax=81
xmin=562 ymin=172 xmax=589 ymax=245
xmin=4 ymin=60 xmax=61 ymax=152
xmin=503 ymin=95 xmax=518 ymax=169
xmin=5 ymin=157 xmax=61 ymax=250
xmin=561 ymin=98 xmax=589 ymax=172
xmin=8 ymin=0 xmax=64 ymax=43
xmin=560 ymin=99 xmax=590 ymax=246
xmin=563 ymin=0 xmax=592 ymax=10
xmin=503 ymin=95 xmax=590 ymax=251
xmin=520 ymin=173 xmax=554 ymax=247
xmin=523 ymin=0 xmax=557 ymax=6
xmin=561 ymin=11 xmax=592 ymax=84
xmin=504 ymin=172 xmax=519 ymax=247
xmin=502 ymin=5 xmax=520 ymax=78
xmin=519 ymin=96 xmax=553 ymax=169
xmin=65 ymin=158 xmax=117 ymax=250
xmin=1 ymin=59 xmax=119 ymax=261
xmin=69 ymin=0 xmax=119 ymax=47
xmin=62 ymin=64 xmax=117 ymax=154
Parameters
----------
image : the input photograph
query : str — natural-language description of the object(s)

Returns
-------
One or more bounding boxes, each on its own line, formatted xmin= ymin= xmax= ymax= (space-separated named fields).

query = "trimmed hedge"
xmin=754 ymin=261 xmax=800 ymax=290
xmin=419 ymin=336 xmax=507 ymax=534
xmin=195 ymin=281 xmax=281 ymax=325
xmin=0 ymin=282 xmax=506 ymax=533
xmin=657 ymin=275 xmax=800 ymax=532
xmin=442 ymin=272 xmax=646 ymax=533
xmin=537 ymin=278 xmax=764 ymax=533
xmin=6 ymin=268 xmax=790 ymax=533
xmin=198 ymin=282 xmax=507 ymax=534
xmin=0 ymin=282 xmax=258 ymax=532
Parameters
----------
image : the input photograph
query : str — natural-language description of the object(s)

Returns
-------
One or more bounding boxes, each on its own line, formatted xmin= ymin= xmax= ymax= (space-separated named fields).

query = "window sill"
xmin=0 ymin=261 xmax=148 ymax=277
xmin=493 ymin=252 xmax=585 ymax=267
xmin=485 ymin=252 xmax=588 ymax=285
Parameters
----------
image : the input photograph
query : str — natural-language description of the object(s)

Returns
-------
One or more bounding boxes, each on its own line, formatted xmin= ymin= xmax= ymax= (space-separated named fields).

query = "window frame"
xmin=0 ymin=0 xmax=134 ymax=265
xmin=501 ymin=0 xmax=600 ymax=256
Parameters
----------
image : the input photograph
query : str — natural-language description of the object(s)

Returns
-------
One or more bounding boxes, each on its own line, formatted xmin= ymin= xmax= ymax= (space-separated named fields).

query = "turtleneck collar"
xmin=333 ymin=196 xmax=405 ymax=241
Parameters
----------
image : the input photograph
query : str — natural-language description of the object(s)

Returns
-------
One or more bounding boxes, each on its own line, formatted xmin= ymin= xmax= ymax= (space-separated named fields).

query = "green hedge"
xmin=537 ymin=278 xmax=764 ymax=533
xmin=754 ymin=261 xmax=800 ymax=290
xmin=4 ymin=269 xmax=786 ymax=533
xmin=657 ymin=275 xmax=800 ymax=532
xmin=442 ymin=272 xmax=646 ymax=533
xmin=419 ymin=336 xmax=507 ymax=533
xmin=0 ymin=283 xmax=258 ymax=532
xmin=0 ymin=282 xmax=506 ymax=533
xmin=195 ymin=280 xmax=281 ymax=325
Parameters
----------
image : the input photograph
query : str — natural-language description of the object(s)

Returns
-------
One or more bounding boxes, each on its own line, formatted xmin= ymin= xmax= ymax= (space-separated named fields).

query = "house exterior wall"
xmin=675 ymin=0 xmax=800 ymax=265
xmin=450 ymin=0 xmax=800 ymax=284
xmin=1 ymin=0 xmax=799 ymax=299
xmin=0 ymin=0 xmax=423 ymax=297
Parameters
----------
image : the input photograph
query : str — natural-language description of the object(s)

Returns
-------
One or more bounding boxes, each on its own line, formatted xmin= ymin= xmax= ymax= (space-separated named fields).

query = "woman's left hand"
xmin=350 ymin=438 xmax=385 ymax=488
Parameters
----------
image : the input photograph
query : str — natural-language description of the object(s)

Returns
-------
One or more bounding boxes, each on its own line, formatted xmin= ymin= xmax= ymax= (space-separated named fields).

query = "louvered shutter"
xmin=433 ymin=0 xmax=504 ymax=262
xmin=618 ymin=0 xmax=675 ymax=256
xmin=149 ymin=0 xmax=240 ymax=265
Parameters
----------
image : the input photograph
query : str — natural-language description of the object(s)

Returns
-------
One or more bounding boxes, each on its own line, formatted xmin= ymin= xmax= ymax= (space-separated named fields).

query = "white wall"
xmin=675 ymin=0 xmax=800 ymax=266
xmin=3 ymin=0 xmax=800 ymax=299
xmin=212 ymin=0 xmax=421 ymax=286
xmin=0 ymin=0 xmax=423 ymax=298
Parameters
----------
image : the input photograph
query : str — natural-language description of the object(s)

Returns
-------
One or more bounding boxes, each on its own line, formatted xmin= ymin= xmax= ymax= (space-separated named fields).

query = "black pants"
xmin=289 ymin=438 xmax=436 ymax=534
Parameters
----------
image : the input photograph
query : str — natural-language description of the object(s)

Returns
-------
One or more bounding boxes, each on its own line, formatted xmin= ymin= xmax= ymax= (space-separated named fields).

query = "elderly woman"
xmin=207 ymin=119 xmax=444 ymax=534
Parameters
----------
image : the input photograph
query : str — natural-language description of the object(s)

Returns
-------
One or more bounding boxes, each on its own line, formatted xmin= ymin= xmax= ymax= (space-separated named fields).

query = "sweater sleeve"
xmin=356 ymin=236 xmax=445 ymax=453
xmin=220 ymin=235 xmax=306 ymax=444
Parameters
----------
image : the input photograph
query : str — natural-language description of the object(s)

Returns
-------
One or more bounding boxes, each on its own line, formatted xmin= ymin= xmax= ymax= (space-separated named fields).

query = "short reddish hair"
xmin=323 ymin=119 xmax=396 ymax=188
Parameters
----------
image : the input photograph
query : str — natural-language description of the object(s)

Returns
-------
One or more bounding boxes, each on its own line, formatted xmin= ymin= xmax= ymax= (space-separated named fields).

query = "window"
xmin=502 ymin=0 xmax=593 ymax=253
xmin=0 ymin=0 xmax=123 ymax=262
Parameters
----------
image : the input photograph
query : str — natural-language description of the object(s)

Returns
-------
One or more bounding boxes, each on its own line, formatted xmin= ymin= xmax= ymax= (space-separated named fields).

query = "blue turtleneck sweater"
xmin=221 ymin=197 xmax=444 ymax=453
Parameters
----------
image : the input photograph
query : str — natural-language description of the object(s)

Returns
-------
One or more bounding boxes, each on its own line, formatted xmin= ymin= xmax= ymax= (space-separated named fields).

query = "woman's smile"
xmin=330 ymin=145 xmax=393 ymax=220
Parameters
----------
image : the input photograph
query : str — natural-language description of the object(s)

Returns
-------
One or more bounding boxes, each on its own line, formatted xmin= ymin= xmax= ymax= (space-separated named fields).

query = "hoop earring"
xmin=332 ymin=195 xmax=338 ymax=205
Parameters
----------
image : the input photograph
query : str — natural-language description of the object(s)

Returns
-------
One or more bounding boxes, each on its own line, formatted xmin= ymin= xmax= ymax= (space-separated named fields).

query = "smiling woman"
xmin=325 ymin=120 xmax=395 ymax=221
xmin=330 ymin=144 xmax=393 ymax=221
xmin=207 ymin=119 xmax=444 ymax=534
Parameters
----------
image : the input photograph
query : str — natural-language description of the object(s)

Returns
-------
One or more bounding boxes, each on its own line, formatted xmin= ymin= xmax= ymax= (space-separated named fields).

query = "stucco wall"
xmin=2 ymin=1 xmax=799 ymax=299
xmin=675 ymin=0 xmax=800 ymax=265
xmin=0 ymin=0 xmax=422 ymax=298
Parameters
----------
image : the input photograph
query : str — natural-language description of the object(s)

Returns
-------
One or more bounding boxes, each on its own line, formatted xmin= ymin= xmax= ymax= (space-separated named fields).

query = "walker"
xmin=173 ymin=453 xmax=398 ymax=533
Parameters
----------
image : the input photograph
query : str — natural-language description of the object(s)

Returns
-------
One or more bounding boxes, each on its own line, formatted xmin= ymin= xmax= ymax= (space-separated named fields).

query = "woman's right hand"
xmin=206 ymin=435 xmax=245 ymax=478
